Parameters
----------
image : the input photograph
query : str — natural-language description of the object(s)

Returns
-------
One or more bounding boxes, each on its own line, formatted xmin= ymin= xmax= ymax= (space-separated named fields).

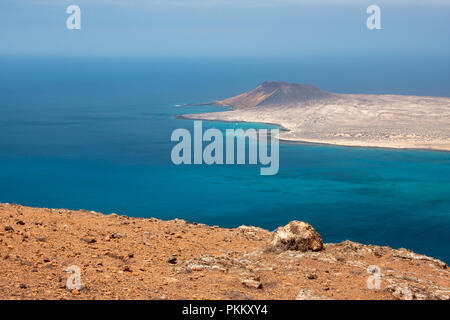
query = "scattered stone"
xmin=4 ymin=225 xmax=14 ymax=232
xmin=306 ymin=273 xmax=318 ymax=280
xmin=296 ymin=288 xmax=329 ymax=300
xmin=373 ymin=249 xmax=383 ymax=258
xmin=71 ymin=289 xmax=80 ymax=295
xmin=81 ymin=237 xmax=96 ymax=244
xmin=386 ymin=284 xmax=414 ymax=300
xmin=18 ymin=259 xmax=32 ymax=266
xmin=105 ymin=252 xmax=126 ymax=261
xmin=168 ymin=256 xmax=177 ymax=264
xmin=123 ymin=265 xmax=132 ymax=272
xmin=172 ymin=218 xmax=188 ymax=225
xmin=110 ymin=232 xmax=125 ymax=239
xmin=163 ymin=277 xmax=179 ymax=284
xmin=242 ymin=279 xmax=262 ymax=289
xmin=225 ymin=290 xmax=253 ymax=300
xmin=15 ymin=220 xmax=25 ymax=225
xmin=189 ymin=264 xmax=206 ymax=271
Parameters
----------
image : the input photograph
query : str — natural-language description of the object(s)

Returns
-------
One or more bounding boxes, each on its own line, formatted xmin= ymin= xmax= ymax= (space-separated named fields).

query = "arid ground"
xmin=0 ymin=203 xmax=448 ymax=300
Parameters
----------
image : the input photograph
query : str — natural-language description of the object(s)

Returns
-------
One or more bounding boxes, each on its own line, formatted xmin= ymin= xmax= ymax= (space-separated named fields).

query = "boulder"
xmin=269 ymin=221 xmax=323 ymax=252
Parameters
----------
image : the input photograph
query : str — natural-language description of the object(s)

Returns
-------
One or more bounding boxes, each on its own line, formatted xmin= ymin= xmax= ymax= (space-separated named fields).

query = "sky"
xmin=0 ymin=0 xmax=449 ymax=57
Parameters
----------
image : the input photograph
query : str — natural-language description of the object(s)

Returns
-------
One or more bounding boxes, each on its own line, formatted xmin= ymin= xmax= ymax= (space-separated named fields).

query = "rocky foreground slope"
xmin=0 ymin=203 xmax=448 ymax=300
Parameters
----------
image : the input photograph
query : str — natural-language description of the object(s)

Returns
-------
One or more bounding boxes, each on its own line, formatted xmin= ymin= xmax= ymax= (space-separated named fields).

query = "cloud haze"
xmin=1 ymin=0 xmax=449 ymax=57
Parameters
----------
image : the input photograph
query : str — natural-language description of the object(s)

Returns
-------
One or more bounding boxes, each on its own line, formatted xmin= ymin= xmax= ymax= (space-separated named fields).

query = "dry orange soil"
xmin=0 ymin=203 xmax=448 ymax=300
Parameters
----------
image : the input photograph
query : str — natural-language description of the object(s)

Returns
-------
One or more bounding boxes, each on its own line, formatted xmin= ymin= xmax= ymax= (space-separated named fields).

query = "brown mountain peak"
xmin=216 ymin=81 xmax=332 ymax=109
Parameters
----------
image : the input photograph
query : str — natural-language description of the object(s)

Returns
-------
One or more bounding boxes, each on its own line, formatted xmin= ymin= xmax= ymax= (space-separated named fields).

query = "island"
xmin=182 ymin=81 xmax=450 ymax=151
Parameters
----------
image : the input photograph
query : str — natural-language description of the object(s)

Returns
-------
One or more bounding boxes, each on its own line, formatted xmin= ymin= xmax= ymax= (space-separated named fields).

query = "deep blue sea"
xmin=0 ymin=55 xmax=449 ymax=262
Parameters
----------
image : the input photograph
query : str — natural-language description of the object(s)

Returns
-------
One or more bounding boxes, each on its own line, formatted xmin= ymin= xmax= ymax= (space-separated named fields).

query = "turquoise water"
xmin=0 ymin=56 xmax=449 ymax=262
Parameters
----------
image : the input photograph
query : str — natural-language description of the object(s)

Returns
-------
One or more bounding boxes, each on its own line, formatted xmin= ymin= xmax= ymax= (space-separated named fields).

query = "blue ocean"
xmin=0 ymin=55 xmax=449 ymax=262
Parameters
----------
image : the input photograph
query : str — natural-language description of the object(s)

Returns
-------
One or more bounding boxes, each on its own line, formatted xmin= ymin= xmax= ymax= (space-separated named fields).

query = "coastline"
xmin=175 ymin=114 xmax=290 ymax=132
xmin=179 ymin=113 xmax=450 ymax=153
xmin=176 ymin=96 xmax=450 ymax=152
xmin=1 ymin=203 xmax=448 ymax=300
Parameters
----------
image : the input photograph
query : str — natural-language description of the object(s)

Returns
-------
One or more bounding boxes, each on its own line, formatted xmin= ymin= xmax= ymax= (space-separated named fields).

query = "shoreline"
xmin=177 ymin=114 xmax=450 ymax=153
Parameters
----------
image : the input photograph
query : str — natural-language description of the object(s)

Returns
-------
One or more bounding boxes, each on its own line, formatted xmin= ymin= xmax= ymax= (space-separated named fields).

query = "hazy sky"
xmin=1 ymin=0 xmax=449 ymax=57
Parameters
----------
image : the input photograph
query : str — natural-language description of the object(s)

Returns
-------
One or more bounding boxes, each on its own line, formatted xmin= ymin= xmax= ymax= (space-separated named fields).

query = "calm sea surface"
xmin=0 ymin=56 xmax=449 ymax=262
